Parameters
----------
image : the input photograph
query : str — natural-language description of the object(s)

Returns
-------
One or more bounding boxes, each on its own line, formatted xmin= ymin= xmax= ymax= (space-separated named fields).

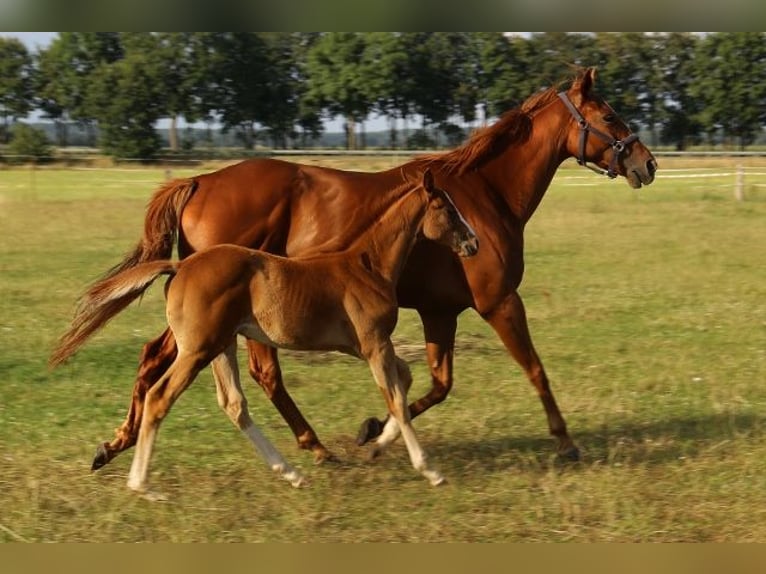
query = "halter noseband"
xmin=557 ymin=91 xmax=639 ymax=179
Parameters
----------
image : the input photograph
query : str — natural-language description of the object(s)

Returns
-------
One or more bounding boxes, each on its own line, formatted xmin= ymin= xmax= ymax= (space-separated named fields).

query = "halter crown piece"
xmin=557 ymin=91 xmax=640 ymax=179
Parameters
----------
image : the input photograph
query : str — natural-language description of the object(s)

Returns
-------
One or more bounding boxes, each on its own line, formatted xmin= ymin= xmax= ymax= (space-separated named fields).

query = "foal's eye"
xmin=603 ymin=113 xmax=616 ymax=123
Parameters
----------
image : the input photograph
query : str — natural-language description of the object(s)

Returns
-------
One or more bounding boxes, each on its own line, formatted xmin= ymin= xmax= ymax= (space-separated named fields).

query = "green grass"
xmin=1 ymin=159 xmax=765 ymax=542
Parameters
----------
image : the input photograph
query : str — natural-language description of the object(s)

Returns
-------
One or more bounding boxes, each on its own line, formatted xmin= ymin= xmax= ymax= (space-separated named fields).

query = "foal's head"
xmin=417 ymin=168 xmax=479 ymax=258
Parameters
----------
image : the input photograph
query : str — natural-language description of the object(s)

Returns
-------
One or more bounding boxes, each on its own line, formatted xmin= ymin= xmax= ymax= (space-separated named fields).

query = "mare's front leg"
xmin=482 ymin=290 xmax=579 ymax=460
xmin=246 ymin=340 xmax=334 ymax=464
xmin=92 ymin=328 xmax=177 ymax=470
xmin=366 ymin=341 xmax=445 ymax=486
xmin=211 ymin=343 xmax=304 ymax=487
xmin=357 ymin=312 xmax=457 ymax=446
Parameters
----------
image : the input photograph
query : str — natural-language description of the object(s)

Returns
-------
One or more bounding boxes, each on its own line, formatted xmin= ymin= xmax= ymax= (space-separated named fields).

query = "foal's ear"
xmin=421 ymin=167 xmax=435 ymax=198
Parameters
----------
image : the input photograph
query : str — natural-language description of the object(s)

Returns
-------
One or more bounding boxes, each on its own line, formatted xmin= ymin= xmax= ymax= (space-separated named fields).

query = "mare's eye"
xmin=603 ymin=113 xmax=616 ymax=123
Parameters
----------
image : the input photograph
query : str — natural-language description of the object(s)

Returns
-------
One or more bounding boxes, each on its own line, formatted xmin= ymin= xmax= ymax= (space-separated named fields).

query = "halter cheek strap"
xmin=557 ymin=91 xmax=639 ymax=179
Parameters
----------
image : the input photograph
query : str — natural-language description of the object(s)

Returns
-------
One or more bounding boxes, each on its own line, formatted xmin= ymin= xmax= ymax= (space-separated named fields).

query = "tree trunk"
xmin=345 ymin=116 xmax=356 ymax=150
xmin=389 ymin=116 xmax=398 ymax=149
xmin=168 ymin=116 xmax=178 ymax=151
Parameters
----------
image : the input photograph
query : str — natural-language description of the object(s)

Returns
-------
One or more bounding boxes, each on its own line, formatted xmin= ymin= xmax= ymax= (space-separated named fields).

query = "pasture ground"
xmin=1 ymin=156 xmax=765 ymax=542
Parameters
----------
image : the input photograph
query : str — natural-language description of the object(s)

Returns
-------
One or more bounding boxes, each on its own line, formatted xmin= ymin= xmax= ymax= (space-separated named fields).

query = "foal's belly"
xmin=237 ymin=317 xmax=361 ymax=358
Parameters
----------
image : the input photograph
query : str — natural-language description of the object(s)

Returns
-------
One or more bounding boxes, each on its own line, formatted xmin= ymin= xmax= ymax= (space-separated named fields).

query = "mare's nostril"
xmin=647 ymin=158 xmax=658 ymax=175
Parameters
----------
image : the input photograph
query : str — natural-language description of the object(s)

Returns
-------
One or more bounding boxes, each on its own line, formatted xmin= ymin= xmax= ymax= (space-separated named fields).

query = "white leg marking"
xmin=372 ymin=416 xmax=401 ymax=454
xmin=367 ymin=345 xmax=445 ymax=486
xmin=212 ymin=344 xmax=305 ymax=488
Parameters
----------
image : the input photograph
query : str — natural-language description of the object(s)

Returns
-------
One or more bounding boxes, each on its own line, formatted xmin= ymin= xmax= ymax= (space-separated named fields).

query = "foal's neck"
xmin=358 ymin=186 xmax=426 ymax=285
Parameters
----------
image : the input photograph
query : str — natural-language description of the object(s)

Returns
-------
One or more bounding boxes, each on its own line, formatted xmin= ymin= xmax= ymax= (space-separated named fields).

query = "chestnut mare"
xmin=51 ymin=169 xmax=479 ymax=494
xmin=54 ymin=68 xmax=657 ymax=471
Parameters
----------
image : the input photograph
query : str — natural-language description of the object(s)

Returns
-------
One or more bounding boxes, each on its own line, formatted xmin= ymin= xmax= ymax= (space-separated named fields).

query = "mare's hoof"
xmin=313 ymin=449 xmax=340 ymax=465
xmin=557 ymin=445 xmax=581 ymax=463
xmin=355 ymin=417 xmax=384 ymax=446
xmin=91 ymin=443 xmax=111 ymax=471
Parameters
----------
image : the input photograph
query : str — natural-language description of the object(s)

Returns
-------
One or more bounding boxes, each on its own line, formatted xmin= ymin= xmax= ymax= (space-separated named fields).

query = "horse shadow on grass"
xmin=420 ymin=411 xmax=765 ymax=477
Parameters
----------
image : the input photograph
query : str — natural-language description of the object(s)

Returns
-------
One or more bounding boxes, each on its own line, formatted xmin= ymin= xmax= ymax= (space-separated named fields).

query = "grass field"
xmin=1 ymin=156 xmax=765 ymax=542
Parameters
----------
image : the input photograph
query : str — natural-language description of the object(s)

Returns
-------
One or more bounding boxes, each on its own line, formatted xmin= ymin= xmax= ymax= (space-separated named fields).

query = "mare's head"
xmin=416 ymin=168 xmax=479 ymax=258
xmin=558 ymin=67 xmax=657 ymax=188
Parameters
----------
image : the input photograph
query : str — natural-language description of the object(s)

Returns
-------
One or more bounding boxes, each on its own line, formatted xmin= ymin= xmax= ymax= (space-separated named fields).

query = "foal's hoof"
xmin=355 ymin=417 xmax=384 ymax=446
xmin=91 ymin=443 xmax=111 ymax=471
xmin=557 ymin=445 xmax=581 ymax=463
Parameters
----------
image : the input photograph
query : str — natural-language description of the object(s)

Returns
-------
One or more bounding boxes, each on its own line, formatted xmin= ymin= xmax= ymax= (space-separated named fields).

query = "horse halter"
xmin=557 ymin=91 xmax=640 ymax=179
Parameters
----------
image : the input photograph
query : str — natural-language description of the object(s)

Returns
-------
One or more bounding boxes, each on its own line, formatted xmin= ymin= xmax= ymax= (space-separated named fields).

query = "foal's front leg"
xmin=366 ymin=342 xmax=445 ymax=486
xmin=357 ymin=312 xmax=457 ymax=447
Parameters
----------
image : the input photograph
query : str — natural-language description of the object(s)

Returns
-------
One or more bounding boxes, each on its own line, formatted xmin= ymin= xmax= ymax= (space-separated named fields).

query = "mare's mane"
xmin=423 ymin=81 xmax=568 ymax=176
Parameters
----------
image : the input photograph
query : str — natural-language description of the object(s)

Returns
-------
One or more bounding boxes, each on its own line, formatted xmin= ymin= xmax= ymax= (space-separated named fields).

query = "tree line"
xmin=1 ymin=32 xmax=764 ymax=158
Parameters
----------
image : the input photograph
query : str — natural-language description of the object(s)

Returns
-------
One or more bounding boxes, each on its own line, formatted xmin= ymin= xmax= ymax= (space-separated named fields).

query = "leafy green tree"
xmin=690 ymin=32 xmax=766 ymax=149
xmin=87 ymin=36 xmax=166 ymax=159
xmin=592 ymin=33 xmax=657 ymax=134
xmin=289 ymin=33 xmax=324 ymax=147
xmin=151 ymin=33 xmax=206 ymax=151
xmin=360 ymin=32 xmax=415 ymax=148
xmin=203 ymin=33 xmax=276 ymax=149
xmin=8 ymin=122 xmax=51 ymax=161
xmin=475 ymin=32 xmax=533 ymax=121
xmin=524 ymin=33 xmax=599 ymax=91
xmin=306 ymin=32 xmax=374 ymax=149
xmin=0 ymin=38 xmax=34 ymax=144
xmin=404 ymin=32 xmax=479 ymax=143
xmin=255 ymin=33 xmax=318 ymax=148
xmin=653 ymin=33 xmax=703 ymax=150
xmin=35 ymin=33 xmax=123 ymax=146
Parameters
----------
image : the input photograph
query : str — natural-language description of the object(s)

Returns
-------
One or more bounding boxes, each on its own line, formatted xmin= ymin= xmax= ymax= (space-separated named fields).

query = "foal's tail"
xmin=49 ymin=179 xmax=197 ymax=368
xmin=49 ymin=260 xmax=179 ymax=368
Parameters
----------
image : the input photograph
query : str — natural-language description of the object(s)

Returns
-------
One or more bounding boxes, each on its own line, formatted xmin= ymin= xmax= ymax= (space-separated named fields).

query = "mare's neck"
xmin=483 ymin=98 xmax=571 ymax=224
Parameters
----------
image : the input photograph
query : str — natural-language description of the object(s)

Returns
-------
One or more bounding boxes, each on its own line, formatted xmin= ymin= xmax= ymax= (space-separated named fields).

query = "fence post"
xmin=734 ymin=164 xmax=744 ymax=201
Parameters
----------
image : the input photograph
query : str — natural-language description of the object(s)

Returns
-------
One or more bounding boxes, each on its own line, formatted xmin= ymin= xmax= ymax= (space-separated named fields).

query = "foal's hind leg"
xmin=483 ymin=291 xmax=579 ymax=460
xmin=211 ymin=343 xmax=304 ymax=488
xmin=92 ymin=329 xmax=177 ymax=470
xmin=246 ymin=340 xmax=333 ymax=464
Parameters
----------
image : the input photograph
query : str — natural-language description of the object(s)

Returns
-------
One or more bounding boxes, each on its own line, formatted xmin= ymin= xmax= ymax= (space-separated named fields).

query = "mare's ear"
xmin=570 ymin=67 xmax=596 ymax=106
xmin=421 ymin=167 xmax=435 ymax=198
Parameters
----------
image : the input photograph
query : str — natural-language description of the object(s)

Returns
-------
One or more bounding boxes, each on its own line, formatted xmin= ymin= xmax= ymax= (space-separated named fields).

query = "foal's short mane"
xmin=422 ymin=82 xmax=565 ymax=176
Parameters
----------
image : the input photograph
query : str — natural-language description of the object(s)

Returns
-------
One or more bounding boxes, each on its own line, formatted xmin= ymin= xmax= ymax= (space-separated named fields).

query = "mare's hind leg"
xmin=92 ymin=328 xmax=177 ymax=470
xmin=246 ymin=340 xmax=333 ymax=464
xmin=126 ymin=350 xmax=206 ymax=497
xmin=366 ymin=342 xmax=444 ymax=486
xmin=357 ymin=312 xmax=457 ymax=446
xmin=483 ymin=291 xmax=579 ymax=460
xmin=211 ymin=343 xmax=304 ymax=487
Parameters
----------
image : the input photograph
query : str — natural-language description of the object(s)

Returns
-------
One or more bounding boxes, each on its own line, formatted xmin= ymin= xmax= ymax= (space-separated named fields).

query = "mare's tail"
xmin=105 ymin=178 xmax=197 ymax=280
xmin=49 ymin=260 xmax=179 ymax=368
